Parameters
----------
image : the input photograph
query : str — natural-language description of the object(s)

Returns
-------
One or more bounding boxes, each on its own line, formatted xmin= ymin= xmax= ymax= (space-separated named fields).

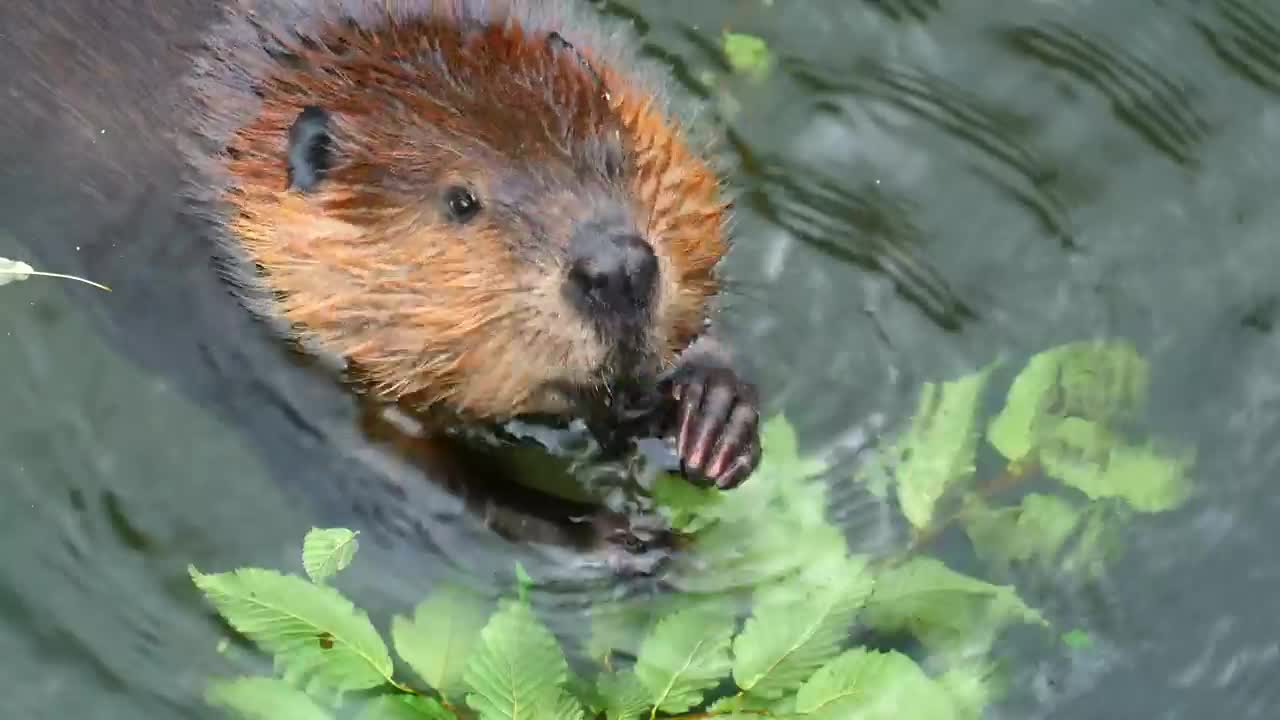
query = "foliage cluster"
xmin=190 ymin=340 xmax=1193 ymax=720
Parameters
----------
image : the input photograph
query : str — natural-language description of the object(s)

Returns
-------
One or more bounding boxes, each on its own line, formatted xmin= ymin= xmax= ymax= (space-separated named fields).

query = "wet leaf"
xmin=964 ymin=493 xmax=1087 ymax=571
xmin=733 ymin=555 xmax=874 ymax=700
xmin=463 ymin=599 xmax=569 ymax=720
xmin=1061 ymin=628 xmax=1094 ymax=650
xmin=1040 ymin=421 xmax=1193 ymax=512
xmin=205 ymin=677 xmax=335 ymax=720
xmin=634 ymin=605 xmax=734 ymax=715
xmin=189 ymin=566 xmax=393 ymax=697
xmin=391 ymin=582 xmax=489 ymax=698
xmin=856 ymin=364 xmax=997 ymax=530
xmin=302 ymin=528 xmax=360 ymax=584
xmin=794 ymin=648 xmax=960 ymax=720
xmin=939 ymin=662 xmax=1005 ymax=720
xmin=863 ymin=557 xmax=1045 ymax=659
xmin=359 ymin=695 xmax=453 ymax=720
xmin=0 ymin=257 xmax=33 ymax=286
xmin=723 ymin=32 xmax=773 ymax=79
xmin=987 ymin=340 xmax=1149 ymax=463
xmin=596 ymin=671 xmax=650 ymax=720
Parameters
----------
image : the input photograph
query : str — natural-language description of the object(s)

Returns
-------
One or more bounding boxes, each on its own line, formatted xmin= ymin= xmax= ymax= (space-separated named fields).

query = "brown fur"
xmin=208 ymin=4 xmax=730 ymax=420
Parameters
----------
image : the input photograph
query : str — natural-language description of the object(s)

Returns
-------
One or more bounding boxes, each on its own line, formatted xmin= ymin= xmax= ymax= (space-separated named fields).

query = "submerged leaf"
xmin=857 ymin=364 xmax=997 ymax=530
xmin=732 ymin=555 xmax=874 ymax=700
xmin=302 ymin=528 xmax=360 ymax=584
xmin=597 ymin=671 xmax=650 ymax=720
xmin=391 ymin=582 xmax=489 ymax=698
xmin=359 ymin=695 xmax=453 ymax=720
xmin=463 ymin=600 xmax=569 ymax=720
xmin=189 ymin=566 xmax=392 ymax=696
xmin=794 ymin=648 xmax=960 ymax=720
xmin=939 ymin=662 xmax=1005 ymax=720
xmin=964 ymin=494 xmax=1087 ymax=572
xmin=205 ymin=677 xmax=336 ymax=720
xmin=987 ymin=340 xmax=1149 ymax=463
xmin=723 ymin=31 xmax=773 ymax=79
xmin=634 ymin=605 xmax=735 ymax=715
xmin=863 ymin=558 xmax=1045 ymax=659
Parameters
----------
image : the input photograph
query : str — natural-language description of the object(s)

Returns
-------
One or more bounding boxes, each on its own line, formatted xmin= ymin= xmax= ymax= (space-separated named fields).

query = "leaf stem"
xmin=0 ymin=268 xmax=112 ymax=291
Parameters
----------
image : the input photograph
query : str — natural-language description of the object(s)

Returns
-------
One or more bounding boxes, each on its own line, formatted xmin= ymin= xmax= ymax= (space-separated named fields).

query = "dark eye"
xmin=444 ymin=186 xmax=481 ymax=223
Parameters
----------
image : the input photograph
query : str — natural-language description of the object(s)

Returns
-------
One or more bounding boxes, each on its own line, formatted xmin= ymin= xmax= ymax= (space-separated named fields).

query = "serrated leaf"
xmin=939 ymin=662 xmax=1005 ymax=720
xmin=359 ymin=695 xmax=453 ymax=720
xmin=597 ymin=671 xmax=650 ymax=720
xmin=856 ymin=364 xmax=996 ymax=530
xmin=794 ymin=648 xmax=960 ymax=720
xmin=987 ymin=340 xmax=1149 ymax=463
xmin=205 ymin=677 xmax=336 ymax=720
xmin=863 ymin=558 xmax=1045 ymax=660
xmin=189 ymin=565 xmax=392 ymax=696
xmin=302 ymin=528 xmax=360 ymax=583
xmin=732 ymin=555 xmax=874 ymax=699
xmin=392 ymin=582 xmax=489 ymax=697
xmin=1074 ymin=441 xmax=1193 ymax=513
xmin=651 ymin=473 xmax=723 ymax=533
xmin=634 ymin=605 xmax=734 ymax=715
xmin=964 ymin=494 xmax=1087 ymax=572
xmin=0 ymin=257 xmax=34 ymax=286
xmin=463 ymin=599 xmax=569 ymax=720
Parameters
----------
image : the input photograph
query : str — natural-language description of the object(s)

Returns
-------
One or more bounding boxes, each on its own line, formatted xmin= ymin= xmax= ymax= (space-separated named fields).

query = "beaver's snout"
xmin=565 ymin=225 xmax=658 ymax=328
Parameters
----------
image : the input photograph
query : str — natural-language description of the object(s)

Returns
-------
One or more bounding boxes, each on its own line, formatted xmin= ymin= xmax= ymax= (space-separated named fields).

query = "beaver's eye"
xmin=444 ymin=186 xmax=481 ymax=223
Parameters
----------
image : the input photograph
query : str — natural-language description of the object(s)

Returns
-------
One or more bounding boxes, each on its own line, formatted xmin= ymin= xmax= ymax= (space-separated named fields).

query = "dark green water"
xmin=3 ymin=0 xmax=1279 ymax=717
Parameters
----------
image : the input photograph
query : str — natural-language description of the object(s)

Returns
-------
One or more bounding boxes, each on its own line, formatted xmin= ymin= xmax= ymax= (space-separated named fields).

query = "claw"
xmin=668 ymin=366 xmax=761 ymax=489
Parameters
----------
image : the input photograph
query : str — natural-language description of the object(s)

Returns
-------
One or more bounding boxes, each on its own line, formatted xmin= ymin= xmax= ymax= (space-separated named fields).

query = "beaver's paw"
xmin=671 ymin=366 xmax=761 ymax=489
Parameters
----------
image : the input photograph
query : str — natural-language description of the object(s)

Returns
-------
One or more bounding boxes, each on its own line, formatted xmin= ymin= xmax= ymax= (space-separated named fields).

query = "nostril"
xmin=567 ymin=233 xmax=658 ymax=314
xmin=619 ymin=234 xmax=658 ymax=299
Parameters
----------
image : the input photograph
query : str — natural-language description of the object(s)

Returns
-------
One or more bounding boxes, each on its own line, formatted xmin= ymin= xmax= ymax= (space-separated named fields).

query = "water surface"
xmin=3 ymin=0 xmax=1279 ymax=717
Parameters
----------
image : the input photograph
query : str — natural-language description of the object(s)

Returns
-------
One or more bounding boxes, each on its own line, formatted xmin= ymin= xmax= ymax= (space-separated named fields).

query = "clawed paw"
xmin=668 ymin=366 xmax=761 ymax=489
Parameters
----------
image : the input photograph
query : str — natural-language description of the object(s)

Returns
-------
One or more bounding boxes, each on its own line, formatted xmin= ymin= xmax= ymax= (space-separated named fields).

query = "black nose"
xmin=567 ymin=232 xmax=658 ymax=318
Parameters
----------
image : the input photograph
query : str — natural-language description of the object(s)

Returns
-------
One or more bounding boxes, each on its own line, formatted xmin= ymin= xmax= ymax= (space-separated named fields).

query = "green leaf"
xmin=863 ymin=558 xmax=1045 ymax=660
xmin=359 ymin=695 xmax=453 ymax=720
xmin=189 ymin=566 xmax=393 ymax=697
xmin=651 ymin=473 xmax=723 ymax=533
xmin=732 ymin=555 xmax=874 ymax=699
xmin=205 ymin=677 xmax=336 ymax=720
xmin=597 ymin=672 xmax=650 ymax=720
xmin=1061 ymin=628 xmax=1094 ymax=650
xmin=987 ymin=340 xmax=1149 ymax=463
xmin=463 ymin=599 xmax=569 ymax=720
xmin=794 ymin=648 xmax=960 ymax=720
xmin=1070 ymin=441 xmax=1193 ymax=513
xmin=391 ymin=582 xmax=489 ymax=698
xmin=939 ymin=662 xmax=1005 ymax=720
xmin=634 ymin=605 xmax=735 ymax=715
xmin=722 ymin=32 xmax=773 ymax=79
xmin=857 ymin=364 xmax=997 ymax=530
xmin=964 ymin=493 xmax=1087 ymax=572
xmin=302 ymin=528 xmax=360 ymax=584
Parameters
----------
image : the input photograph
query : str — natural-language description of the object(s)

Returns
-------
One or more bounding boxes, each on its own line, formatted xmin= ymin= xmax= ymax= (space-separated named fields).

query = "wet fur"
xmin=182 ymin=0 xmax=734 ymax=420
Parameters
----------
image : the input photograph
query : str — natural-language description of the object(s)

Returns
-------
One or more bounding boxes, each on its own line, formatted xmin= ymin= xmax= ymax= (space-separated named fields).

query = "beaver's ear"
xmin=286 ymin=106 xmax=332 ymax=193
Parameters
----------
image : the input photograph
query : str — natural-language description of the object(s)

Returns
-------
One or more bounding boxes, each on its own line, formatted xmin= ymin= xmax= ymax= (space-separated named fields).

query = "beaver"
xmin=187 ymin=0 xmax=761 ymax=489
xmin=0 ymin=0 xmax=758 ymax=572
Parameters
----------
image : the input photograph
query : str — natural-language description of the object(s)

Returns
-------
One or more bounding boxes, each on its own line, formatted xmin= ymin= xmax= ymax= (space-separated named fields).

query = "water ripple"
xmin=997 ymin=22 xmax=1210 ymax=166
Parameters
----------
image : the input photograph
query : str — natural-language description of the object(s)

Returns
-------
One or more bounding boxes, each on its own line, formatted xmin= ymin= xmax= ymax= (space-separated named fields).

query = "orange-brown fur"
xmin=211 ymin=4 xmax=730 ymax=420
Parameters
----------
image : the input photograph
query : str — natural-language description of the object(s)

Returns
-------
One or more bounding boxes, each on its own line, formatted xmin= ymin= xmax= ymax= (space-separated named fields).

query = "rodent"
xmin=0 ymin=0 xmax=759 ymax=571
xmin=188 ymin=0 xmax=762 ymax=489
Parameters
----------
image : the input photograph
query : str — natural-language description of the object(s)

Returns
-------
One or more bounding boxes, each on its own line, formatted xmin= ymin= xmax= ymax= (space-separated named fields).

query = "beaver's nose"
xmin=567 ymin=232 xmax=658 ymax=317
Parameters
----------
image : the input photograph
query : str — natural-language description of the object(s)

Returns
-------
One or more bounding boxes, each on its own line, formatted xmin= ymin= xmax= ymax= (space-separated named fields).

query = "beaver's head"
xmin=210 ymin=11 xmax=729 ymax=420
